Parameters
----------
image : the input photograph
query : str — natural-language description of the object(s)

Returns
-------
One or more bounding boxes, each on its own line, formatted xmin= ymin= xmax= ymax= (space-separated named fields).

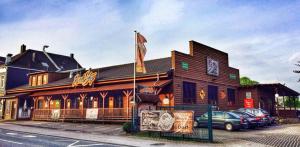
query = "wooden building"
xmin=5 ymin=40 xmax=242 ymax=122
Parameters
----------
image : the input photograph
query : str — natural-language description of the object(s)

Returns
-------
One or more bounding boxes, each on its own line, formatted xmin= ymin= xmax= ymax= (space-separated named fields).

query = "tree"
xmin=240 ymin=76 xmax=259 ymax=86
xmin=294 ymin=61 xmax=300 ymax=82
xmin=284 ymin=97 xmax=300 ymax=108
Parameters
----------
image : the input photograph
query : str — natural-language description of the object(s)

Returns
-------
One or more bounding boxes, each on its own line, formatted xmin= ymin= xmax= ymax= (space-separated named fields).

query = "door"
xmin=109 ymin=97 xmax=114 ymax=115
xmin=11 ymin=101 xmax=17 ymax=119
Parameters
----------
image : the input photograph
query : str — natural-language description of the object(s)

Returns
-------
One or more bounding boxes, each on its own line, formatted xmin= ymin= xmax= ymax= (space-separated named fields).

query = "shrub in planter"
xmin=123 ymin=122 xmax=133 ymax=133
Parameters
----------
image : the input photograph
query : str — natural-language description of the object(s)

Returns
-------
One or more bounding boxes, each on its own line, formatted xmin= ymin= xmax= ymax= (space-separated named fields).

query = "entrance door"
xmin=11 ymin=101 xmax=17 ymax=119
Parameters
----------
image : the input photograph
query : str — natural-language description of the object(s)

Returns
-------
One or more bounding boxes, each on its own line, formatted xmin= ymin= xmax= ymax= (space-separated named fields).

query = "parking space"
xmin=214 ymin=124 xmax=300 ymax=147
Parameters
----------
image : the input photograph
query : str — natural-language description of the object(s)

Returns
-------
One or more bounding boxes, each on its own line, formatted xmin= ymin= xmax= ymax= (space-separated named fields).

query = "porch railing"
xmin=33 ymin=108 xmax=132 ymax=121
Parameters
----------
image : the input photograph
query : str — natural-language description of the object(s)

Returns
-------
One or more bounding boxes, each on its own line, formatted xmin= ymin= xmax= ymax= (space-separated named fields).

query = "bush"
xmin=123 ymin=122 xmax=133 ymax=133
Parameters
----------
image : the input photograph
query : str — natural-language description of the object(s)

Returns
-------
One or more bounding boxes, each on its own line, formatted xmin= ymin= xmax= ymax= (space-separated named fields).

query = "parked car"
xmin=195 ymin=111 xmax=249 ymax=131
xmin=230 ymin=110 xmax=260 ymax=128
xmin=237 ymin=108 xmax=275 ymax=125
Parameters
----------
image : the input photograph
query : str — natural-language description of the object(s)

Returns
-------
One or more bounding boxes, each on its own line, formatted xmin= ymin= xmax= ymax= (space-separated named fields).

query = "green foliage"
xmin=123 ymin=122 xmax=133 ymax=133
xmin=240 ymin=76 xmax=259 ymax=86
xmin=284 ymin=97 xmax=300 ymax=108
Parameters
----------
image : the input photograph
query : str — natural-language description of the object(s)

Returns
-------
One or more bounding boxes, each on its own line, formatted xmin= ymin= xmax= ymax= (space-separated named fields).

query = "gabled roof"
xmin=7 ymin=57 xmax=172 ymax=92
xmin=0 ymin=56 xmax=5 ymax=65
xmin=7 ymin=49 xmax=82 ymax=71
xmin=239 ymin=83 xmax=299 ymax=96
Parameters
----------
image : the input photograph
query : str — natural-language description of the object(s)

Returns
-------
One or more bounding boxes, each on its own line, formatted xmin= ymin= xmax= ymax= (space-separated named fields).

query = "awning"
xmin=30 ymin=80 xmax=172 ymax=97
xmin=0 ymin=93 xmax=28 ymax=99
xmin=136 ymin=93 xmax=160 ymax=104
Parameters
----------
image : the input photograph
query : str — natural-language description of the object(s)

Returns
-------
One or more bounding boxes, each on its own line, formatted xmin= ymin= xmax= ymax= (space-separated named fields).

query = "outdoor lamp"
xmin=163 ymin=97 xmax=170 ymax=105
xmin=275 ymin=93 xmax=279 ymax=98
xmin=90 ymin=96 xmax=93 ymax=101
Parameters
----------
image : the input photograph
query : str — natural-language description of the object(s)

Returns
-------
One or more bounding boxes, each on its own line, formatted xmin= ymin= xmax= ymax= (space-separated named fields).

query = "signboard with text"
xmin=244 ymin=98 xmax=254 ymax=108
xmin=140 ymin=110 xmax=194 ymax=134
xmin=86 ymin=108 xmax=98 ymax=119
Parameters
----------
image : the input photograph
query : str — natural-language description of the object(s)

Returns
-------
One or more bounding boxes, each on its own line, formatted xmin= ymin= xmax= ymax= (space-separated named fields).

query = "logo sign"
xmin=72 ymin=70 xmax=97 ymax=87
xmin=173 ymin=111 xmax=194 ymax=134
xmin=181 ymin=62 xmax=189 ymax=70
xmin=140 ymin=110 xmax=194 ymax=134
xmin=207 ymin=57 xmax=219 ymax=76
xmin=246 ymin=92 xmax=252 ymax=99
xmin=51 ymin=109 xmax=60 ymax=120
xmin=86 ymin=108 xmax=98 ymax=119
xmin=244 ymin=98 xmax=254 ymax=108
xmin=199 ymin=89 xmax=205 ymax=100
xmin=229 ymin=74 xmax=237 ymax=80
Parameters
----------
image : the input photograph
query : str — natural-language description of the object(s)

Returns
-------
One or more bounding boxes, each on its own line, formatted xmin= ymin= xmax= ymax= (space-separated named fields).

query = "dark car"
xmin=195 ymin=111 xmax=249 ymax=131
xmin=230 ymin=110 xmax=260 ymax=128
xmin=237 ymin=108 xmax=274 ymax=125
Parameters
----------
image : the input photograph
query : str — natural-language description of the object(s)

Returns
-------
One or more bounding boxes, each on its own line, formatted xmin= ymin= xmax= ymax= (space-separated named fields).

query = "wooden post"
xmin=33 ymin=97 xmax=37 ymax=119
xmin=62 ymin=95 xmax=68 ymax=119
xmin=100 ymin=92 xmax=108 ymax=119
xmin=46 ymin=96 xmax=52 ymax=120
xmin=79 ymin=94 xmax=87 ymax=118
xmin=123 ymin=90 xmax=132 ymax=119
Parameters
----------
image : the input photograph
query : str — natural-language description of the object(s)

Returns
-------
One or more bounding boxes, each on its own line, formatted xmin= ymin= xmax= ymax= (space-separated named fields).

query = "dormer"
xmin=29 ymin=72 xmax=69 ymax=87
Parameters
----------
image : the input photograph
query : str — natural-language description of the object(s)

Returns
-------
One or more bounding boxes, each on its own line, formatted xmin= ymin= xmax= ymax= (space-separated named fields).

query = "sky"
xmin=0 ymin=0 xmax=299 ymax=92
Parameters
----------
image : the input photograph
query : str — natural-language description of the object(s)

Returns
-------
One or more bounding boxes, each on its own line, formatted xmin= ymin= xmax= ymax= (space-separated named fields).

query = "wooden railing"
xmin=33 ymin=108 xmax=132 ymax=121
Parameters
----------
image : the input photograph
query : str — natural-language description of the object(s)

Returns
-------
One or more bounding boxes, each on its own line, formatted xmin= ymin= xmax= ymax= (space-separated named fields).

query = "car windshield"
xmin=227 ymin=112 xmax=240 ymax=118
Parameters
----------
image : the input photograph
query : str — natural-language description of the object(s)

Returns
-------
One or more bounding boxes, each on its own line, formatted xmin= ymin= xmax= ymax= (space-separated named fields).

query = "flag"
xmin=136 ymin=32 xmax=147 ymax=73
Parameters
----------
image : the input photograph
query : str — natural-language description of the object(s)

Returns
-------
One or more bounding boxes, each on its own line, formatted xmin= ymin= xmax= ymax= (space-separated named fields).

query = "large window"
xmin=182 ymin=81 xmax=196 ymax=104
xmin=208 ymin=85 xmax=218 ymax=105
xmin=227 ymin=88 xmax=236 ymax=105
xmin=43 ymin=74 xmax=48 ymax=84
xmin=0 ymin=75 xmax=4 ymax=88
xmin=31 ymin=76 xmax=37 ymax=86
xmin=37 ymin=75 xmax=42 ymax=86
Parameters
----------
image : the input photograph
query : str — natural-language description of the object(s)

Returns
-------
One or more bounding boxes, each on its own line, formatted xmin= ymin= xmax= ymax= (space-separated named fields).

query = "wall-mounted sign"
xmin=244 ymin=98 xmax=254 ymax=108
xmin=229 ymin=74 xmax=237 ymax=80
xmin=199 ymin=89 xmax=205 ymax=100
xmin=140 ymin=110 xmax=194 ymax=134
xmin=207 ymin=57 xmax=219 ymax=76
xmin=86 ymin=108 xmax=98 ymax=119
xmin=181 ymin=62 xmax=189 ymax=70
xmin=246 ymin=92 xmax=252 ymax=99
xmin=72 ymin=70 xmax=97 ymax=87
xmin=138 ymin=85 xmax=155 ymax=94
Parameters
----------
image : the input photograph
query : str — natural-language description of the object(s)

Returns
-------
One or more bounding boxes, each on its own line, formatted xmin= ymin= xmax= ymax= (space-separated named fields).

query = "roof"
xmin=8 ymin=57 xmax=172 ymax=92
xmin=239 ymin=83 xmax=299 ymax=96
xmin=6 ymin=49 xmax=82 ymax=71
xmin=0 ymin=56 xmax=5 ymax=64
xmin=0 ymin=93 xmax=28 ymax=99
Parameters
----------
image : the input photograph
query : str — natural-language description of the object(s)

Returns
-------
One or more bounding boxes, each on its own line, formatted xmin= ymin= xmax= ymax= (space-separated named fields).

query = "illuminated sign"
xmin=72 ymin=70 xmax=97 ymax=87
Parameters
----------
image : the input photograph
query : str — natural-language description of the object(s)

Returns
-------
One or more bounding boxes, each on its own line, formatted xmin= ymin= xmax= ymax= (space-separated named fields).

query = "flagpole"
xmin=133 ymin=30 xmax=137 ymax=130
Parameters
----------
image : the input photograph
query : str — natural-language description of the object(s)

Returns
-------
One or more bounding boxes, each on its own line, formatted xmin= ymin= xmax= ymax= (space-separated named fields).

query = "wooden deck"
xmin=33 ymin=108 xmax=132 ymax=122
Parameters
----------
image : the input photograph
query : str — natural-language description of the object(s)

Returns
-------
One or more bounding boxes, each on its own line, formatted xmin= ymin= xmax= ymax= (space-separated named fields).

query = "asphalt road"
xmin=0 ymin=128 xmax=124 ymax=147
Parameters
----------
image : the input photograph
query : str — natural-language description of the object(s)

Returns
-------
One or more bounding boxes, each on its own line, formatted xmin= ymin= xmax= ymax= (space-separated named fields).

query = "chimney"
xmin=5 ymin=54 xmax=13 ymax=64
xmin=20 ymin=44 xmax=26 ymax=53
xmin=70 ymin=53 xmax=74 ymax=59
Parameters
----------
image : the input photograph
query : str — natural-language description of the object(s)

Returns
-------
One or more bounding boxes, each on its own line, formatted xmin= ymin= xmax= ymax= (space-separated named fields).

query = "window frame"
xmin=182 ymin=81 xmax=197 ymax=104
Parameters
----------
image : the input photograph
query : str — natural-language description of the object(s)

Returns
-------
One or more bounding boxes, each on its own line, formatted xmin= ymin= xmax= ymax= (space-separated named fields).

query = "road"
xmin=0 ymin=128 xmax=124 ymax=147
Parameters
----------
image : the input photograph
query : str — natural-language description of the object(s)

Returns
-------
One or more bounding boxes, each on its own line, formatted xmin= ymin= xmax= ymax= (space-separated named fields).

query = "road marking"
xmin=0 ymin=138 xmax=23 ymax=145
xmin=6 ymin=132 xmax=17 ymax=135
xmin=68 ymin=140 xmax=80 ymax=147
xmin=67 ymin=140 xmax=106 ymax=147
xmin=22 ymin=135 xmax=36 ymax=138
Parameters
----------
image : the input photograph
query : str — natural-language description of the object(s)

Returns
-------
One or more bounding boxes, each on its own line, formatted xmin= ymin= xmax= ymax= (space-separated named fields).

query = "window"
xmin=182 ymin=81 xmax=196 ymax=104
xmin=227 ymin=88 xmax=236 ymax=105
xmin=43 ymin=74 xmax=48 ymax=84
xmin=37 ymin=75 xmax=42 ymax=86
xmin=31 ymin=76 xmax=37 ymax=86
xmin=0 ymin=75 xmax=4 ymax=88
xmin=208 ymin=85 xmax=218 ymax=105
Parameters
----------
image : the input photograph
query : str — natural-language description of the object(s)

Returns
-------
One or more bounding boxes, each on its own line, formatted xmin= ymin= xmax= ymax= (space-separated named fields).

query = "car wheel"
xmin=225 ymin=123 xmax=233 ymax=131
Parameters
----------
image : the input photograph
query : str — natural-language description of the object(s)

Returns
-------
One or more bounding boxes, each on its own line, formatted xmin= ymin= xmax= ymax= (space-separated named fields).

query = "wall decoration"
xmin=51 ymin=109 xmax=60 ymax=119
xmin=229 ymin=74 xmax=237 ymax=80
xmin=244 ymin=98 xmax=254 ymax=108
xmin=72 ymin=70 xmax=97 ymax=87
xmin=138 ymin=104 xmax=156 ymax=117
xmin=199 ymin=89 xmax=205 ymax=100
xmin=207 ymin=57 xmax=219 ymax=76
xmin=181 ymin=62 xmax=189 ymax=70
xmin=86 ymin=108 xmax=98 ymax=119
xmin=220 ymin=90 xmax=226 ymax=99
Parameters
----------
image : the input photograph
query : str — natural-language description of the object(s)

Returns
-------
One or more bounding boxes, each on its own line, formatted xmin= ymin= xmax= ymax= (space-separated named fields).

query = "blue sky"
xmin=0 ymin=0 xmax=299 ymax=92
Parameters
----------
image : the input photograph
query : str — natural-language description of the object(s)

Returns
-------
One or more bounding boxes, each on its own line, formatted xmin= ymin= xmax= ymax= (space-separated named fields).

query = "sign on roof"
xmin=72 ymin=70 xmax=97 ymax=87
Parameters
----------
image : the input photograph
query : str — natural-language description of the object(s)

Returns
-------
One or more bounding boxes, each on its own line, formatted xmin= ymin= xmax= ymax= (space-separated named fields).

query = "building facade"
xmin=5 ymin=40 xmax=242 ymax=122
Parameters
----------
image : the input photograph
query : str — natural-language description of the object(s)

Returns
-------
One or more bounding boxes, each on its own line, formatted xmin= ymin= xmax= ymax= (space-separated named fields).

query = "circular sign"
xmin=158 ymin=112 xmax=175 ymax=131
